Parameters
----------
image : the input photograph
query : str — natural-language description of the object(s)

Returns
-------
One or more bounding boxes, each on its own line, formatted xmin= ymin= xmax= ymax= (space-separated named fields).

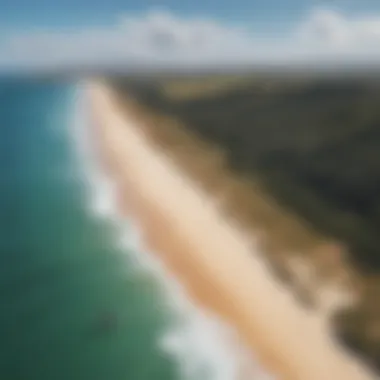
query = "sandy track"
xmin=88 ymin=81 xmax=377 ymax=380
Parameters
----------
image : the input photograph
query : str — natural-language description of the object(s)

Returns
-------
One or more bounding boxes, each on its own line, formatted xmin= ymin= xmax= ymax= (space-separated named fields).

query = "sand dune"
xmin=88 ymin=80 xmax=378 ymax=380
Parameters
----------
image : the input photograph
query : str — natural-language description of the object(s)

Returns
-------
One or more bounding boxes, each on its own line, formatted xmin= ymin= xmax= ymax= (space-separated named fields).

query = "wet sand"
xmin=88 ymin=80 xmax=378 ymax=380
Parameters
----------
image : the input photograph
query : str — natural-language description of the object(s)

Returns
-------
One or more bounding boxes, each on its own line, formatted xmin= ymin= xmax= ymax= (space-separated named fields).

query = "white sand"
xmin=88 ymin=80 xmax=378 ymax=380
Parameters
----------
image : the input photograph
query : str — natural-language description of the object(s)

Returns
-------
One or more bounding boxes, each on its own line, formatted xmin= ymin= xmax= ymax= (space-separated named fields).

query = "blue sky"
xmin=2 ymin=0 xmax=380 ymax=32
xmin=2 ymin=0 xmax=380 ymax=70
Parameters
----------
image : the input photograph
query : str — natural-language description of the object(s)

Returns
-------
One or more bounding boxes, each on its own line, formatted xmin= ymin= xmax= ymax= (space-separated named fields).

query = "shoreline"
xmin=88 ymin=80 xmax=378 ymax=380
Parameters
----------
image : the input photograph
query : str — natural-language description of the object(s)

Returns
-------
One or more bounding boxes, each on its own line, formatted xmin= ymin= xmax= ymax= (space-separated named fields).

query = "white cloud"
xmin=297 ymin=8 xmax=380 ymax=49
xmin=297 ymin=9 xmax=351 ymax=47
xmin=2 ymin=8 xmax=380 ymax=70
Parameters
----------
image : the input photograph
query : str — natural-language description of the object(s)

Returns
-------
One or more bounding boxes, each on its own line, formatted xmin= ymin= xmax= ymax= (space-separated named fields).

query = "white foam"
xmin=68 ymin=83 xmax=276 ymax=380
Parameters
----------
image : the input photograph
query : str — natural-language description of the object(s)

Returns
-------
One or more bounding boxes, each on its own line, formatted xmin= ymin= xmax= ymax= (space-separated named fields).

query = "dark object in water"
xmin=90 ymin=312 xmax=119 ymax=337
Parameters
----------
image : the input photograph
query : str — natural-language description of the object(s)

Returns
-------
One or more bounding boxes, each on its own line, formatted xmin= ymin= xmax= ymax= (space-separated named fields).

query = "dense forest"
xmin=111 ymin=75 xmax=380 ymax=368
xmin=113 ymin=76 xmax=380 ymax=274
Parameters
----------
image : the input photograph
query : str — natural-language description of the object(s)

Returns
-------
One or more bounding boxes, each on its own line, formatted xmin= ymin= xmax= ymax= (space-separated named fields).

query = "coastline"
xmin=88 ymin=80 xmax=378 ymax=380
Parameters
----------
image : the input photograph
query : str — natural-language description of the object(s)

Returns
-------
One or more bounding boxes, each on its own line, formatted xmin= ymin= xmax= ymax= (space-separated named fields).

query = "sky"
xmin=2 ymin=0 xmax=380 ymax=71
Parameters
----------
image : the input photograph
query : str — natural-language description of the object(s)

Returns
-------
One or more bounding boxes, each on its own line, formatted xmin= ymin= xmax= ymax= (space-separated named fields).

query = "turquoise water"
xmin=0 ymin=79 xmax=179 ymax=380
xmin=0 ymin=78 xmax=267 ymax=380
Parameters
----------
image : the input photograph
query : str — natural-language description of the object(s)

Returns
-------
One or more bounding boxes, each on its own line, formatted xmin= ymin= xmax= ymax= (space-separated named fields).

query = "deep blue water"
xmin=0 ymin=79 xmax=178 ymax=380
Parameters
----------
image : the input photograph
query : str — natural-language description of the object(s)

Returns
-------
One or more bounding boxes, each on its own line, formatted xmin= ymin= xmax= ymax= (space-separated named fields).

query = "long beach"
xmin=88 ymin=80 xmax=377 ymax=380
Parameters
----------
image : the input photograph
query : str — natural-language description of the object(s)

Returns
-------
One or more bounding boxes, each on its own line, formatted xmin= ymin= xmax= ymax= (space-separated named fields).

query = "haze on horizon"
xmin=2 ymin=0 xmax=380 ymax=73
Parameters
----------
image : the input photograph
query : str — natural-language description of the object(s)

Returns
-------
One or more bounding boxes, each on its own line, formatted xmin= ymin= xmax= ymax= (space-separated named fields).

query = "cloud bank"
xmin=2 ymin=8 xmax=380 ymax=70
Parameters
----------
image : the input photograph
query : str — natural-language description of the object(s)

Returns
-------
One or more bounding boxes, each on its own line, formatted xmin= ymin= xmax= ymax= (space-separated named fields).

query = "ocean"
xmin=0 ymin=78 xmax=272 ymax=380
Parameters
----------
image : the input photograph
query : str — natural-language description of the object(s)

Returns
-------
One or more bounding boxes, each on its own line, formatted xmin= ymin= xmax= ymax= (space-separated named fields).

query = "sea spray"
xmin=70 ymin=82 xmax=276 ymax=380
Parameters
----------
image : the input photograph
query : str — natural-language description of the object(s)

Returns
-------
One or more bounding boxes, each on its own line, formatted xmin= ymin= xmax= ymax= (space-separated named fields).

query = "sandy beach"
xmin=88 ymin=80 xmax=378 ymax=380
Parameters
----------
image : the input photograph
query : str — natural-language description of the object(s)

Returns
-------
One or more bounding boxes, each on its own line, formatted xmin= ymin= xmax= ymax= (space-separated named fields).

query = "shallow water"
xmin=0 ymin=79 xmax=179 ymax=380
xmin=0 ymin=78 xmax=272 ymax=380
